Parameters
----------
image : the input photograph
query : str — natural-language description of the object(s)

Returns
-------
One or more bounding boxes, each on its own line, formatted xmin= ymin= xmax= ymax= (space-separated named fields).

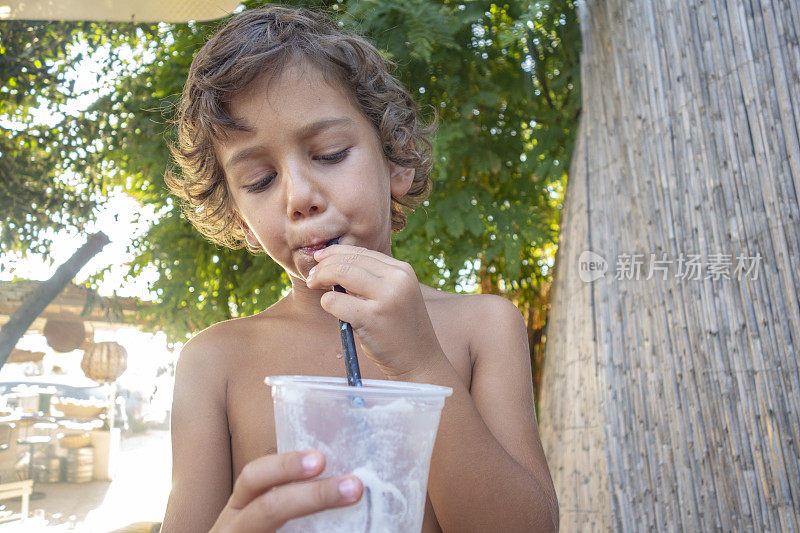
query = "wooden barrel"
xmin=36 ymin=457 xmax=62 ymax=483
xmin=66 ymin=447 xmax=94 ymax=483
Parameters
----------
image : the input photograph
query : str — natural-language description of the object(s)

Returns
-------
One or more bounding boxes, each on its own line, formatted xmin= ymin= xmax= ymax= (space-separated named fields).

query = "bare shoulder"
xmin=185 ymin=310 xmax=275 ymax=349
xmin=420 ymin=285 xmax=527 ymax=372
xmin=174 ymin=311 xmax=283 ymax=404
xmin=178 ymin=307 xmax=283 ymax=367
xmin=420 ymin=285 xmax=525 ymax=336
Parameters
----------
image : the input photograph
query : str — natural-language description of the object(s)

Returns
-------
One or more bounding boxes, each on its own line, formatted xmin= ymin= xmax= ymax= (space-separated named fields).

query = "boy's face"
xmin=217 ymin=62 xmax=413 ymax=283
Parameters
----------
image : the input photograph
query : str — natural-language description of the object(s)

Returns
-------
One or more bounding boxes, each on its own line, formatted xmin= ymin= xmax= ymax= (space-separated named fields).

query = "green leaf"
xmin=466 ymin=214 xmax=483 ymax=237
xmin=449 ymin=214 xmax=465 ymax=238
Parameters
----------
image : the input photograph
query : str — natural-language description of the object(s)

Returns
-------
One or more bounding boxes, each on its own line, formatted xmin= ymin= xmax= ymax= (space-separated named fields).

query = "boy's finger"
xmin=228 ymin=450 xmax=325 ymax=509
xmin=315 ymin=246 xmax=419 ymax=288
xmin=315 ymin=249 xmax=395 ymax=276
xmin=314 ymin=243 xmax=408 ymax=269
xmin=235 ymin=475 xmax=363 ymax=531
xmin=308 ymin=259 xmax=385 ymax=295
xmin=319 ymin=290 xmax=373 ymax=327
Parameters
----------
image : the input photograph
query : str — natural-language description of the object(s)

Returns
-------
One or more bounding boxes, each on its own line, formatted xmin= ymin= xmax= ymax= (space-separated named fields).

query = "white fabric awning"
xmin=0 ymin=0 xmax=241 ymax=22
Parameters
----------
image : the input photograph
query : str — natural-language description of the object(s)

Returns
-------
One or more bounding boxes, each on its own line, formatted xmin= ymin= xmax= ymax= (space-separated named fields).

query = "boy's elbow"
xmin=529 ymin=477 xmax=559 ymax=532
xmin=528 ymin=500 xmax=559 ymax=533
xmin=546 ymin=480 xmax=559 ymax=531
xmin=549 ymin=495 xmax=559 ymax=532
xmin=516 ymin=496 xmax=558 ymax=533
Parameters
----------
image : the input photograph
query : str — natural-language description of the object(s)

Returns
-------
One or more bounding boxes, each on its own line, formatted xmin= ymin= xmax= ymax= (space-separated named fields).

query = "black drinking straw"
xmin=325 ymin=238 xmax=363 ymax=388
xmin=325 ymin=238 xmax=371 ymax=524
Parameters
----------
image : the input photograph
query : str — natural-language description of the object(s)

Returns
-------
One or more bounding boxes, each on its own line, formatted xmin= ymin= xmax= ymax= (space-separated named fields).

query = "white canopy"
xmin=0 ymin=0 xmax=240 ymax=22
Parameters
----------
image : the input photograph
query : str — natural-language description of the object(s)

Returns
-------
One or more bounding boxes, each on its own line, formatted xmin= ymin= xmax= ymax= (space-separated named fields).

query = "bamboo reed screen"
xmin=537 ymin=0 xmax=800 ymax=530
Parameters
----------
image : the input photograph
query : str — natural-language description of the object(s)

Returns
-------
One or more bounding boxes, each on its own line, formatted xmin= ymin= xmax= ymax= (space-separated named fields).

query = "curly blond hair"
xmin=166 ymin=5 xmax=434 ymax=253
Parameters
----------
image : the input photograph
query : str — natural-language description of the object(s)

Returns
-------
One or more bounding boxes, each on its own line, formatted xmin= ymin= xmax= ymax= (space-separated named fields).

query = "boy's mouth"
xmin=297 ymin=236 xmax=341 ymax=255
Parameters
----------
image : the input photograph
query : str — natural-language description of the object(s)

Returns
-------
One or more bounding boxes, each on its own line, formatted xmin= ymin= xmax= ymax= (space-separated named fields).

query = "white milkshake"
xmin=265 ymin=376 xmax=452 ymax=533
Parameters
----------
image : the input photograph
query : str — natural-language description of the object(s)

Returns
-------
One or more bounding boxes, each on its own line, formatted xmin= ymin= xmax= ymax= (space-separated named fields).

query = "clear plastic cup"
xmin=265 ymin=375 xmax=452 ymax=533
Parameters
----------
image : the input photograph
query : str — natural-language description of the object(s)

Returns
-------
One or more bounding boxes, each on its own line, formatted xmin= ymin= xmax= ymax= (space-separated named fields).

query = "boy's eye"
xmin=241 ymin=148 xmax=349 ymax=193
xmin=314 ymin=148 xmax=351 ymax=163
xmin=244 ymin=172 xmax=277 ymax=193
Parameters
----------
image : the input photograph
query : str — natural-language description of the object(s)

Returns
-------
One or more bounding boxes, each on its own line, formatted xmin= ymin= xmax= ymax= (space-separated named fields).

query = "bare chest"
xmin=226 ymin=321 xmax=470 ymax=475
xmin=225 ymin=316 xmax=469 ymax=532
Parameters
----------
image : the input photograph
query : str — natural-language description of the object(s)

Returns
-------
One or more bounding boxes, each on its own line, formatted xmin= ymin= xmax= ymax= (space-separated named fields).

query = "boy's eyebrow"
xmin=224 ymin=117 xmax=355 ymax=170
xmin=296 ymin=117 xmax=354 ymax=141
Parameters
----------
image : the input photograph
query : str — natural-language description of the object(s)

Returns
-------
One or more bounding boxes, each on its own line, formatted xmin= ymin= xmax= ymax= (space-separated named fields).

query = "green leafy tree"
xmin=4 ymin=2 xmax=580 ymax=389
xmin=0 ymin=21 xmax=152 ymax=255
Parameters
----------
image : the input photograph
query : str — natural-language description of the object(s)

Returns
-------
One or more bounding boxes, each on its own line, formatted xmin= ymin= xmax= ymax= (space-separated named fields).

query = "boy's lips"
xmin=297 ymin=236 xmax=341 ymax=255
xmin=298 ymin=243 xmax=327 ymax=255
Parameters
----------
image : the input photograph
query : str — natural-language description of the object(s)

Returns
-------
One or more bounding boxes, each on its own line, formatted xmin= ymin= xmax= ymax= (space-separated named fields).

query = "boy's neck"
xmin=285 ymin=279 xmax=336 ymax=321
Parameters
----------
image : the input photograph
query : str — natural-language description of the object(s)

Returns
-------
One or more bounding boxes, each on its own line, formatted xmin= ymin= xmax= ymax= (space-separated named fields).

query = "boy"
xmin=161 ymin=6 xmax=557 ymax=532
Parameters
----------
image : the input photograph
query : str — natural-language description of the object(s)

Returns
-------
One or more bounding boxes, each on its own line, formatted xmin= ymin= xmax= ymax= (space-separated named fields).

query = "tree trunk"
xmin=0 ymin=232 xmax=110 ymax=369
xmin=538 ymin=1 xmax=800 ymax=531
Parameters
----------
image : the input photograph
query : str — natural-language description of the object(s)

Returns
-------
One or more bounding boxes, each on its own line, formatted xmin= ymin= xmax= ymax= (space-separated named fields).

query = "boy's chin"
xmin=291 ymin=256 xmax=317 ymax=282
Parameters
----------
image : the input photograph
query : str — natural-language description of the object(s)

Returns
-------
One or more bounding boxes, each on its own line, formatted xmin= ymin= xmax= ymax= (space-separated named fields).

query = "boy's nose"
xmin=284 ymin=169 xmax=325 ymax=220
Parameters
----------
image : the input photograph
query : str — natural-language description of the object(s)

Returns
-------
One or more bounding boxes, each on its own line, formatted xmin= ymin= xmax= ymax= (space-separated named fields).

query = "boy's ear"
xmin=237 ymin=219 xmax=260 ymax=249
xmin=389 ymin=163 xmax=415 ymax=197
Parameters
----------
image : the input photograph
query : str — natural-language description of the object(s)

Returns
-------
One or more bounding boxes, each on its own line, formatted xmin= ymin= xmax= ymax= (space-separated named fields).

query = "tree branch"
xmin=0 ymin=231 xmax=110 ymax=369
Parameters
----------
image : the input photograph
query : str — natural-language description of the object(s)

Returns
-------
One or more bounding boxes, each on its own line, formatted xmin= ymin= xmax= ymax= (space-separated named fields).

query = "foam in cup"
xmin=266 ymin=376 xmax=452 ymax=532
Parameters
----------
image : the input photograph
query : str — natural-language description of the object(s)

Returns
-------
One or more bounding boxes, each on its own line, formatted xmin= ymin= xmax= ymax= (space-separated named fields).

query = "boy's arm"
xmin=161 ymin=334 xmax=233 ymax=533
xmin=308 ymin=245 xmax=558 ymax=530
xmin=402 ymin=295 xmax=559 ymax=532
xmin=160 ymin=327 xmax=366 ymax=533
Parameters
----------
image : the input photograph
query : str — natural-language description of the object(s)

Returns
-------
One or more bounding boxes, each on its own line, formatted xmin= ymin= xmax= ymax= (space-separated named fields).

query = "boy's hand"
xmin=307 ymin=244 xmax=446 ymax=378
xmin=210 ymin=450 xmax=362 ymax=532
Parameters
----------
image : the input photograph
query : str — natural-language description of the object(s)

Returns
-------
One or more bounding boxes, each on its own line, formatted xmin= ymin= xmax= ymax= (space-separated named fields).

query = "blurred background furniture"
xmin=0 ymin=479 xmax=32 ymax=522
xmin=16 ymin=434 xmax=51 ymax=498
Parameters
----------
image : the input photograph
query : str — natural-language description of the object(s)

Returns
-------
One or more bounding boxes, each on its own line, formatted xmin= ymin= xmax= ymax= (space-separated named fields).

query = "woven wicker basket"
xmin=43 ymin=319 xmax=87 ymax=353
xmin=81 ymin=342 xmax=128 ymax=383
xmin=60 ymin=433 xmax=92 ymax=449
xmin=52 ymin=398 xmax=106 ymax=419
